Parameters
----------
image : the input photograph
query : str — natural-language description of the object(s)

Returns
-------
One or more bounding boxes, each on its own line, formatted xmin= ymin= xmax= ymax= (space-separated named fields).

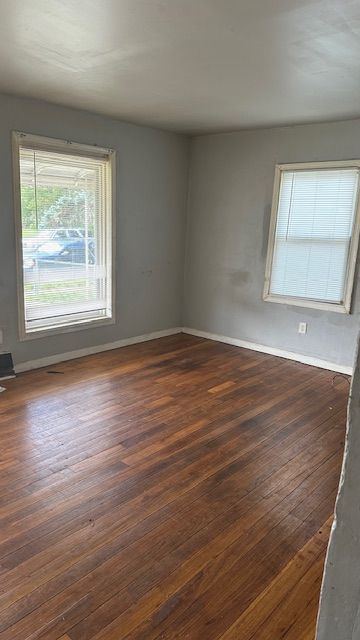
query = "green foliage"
xmin=25 ymin=278 xmax=97 ymax=304
xmin=40 ymin=190 xmax=95 ymax=230
xmin=20 ymin=186 xmax=65 ymax=230
xmin=20 ymin=187 xmax=95 ymax=231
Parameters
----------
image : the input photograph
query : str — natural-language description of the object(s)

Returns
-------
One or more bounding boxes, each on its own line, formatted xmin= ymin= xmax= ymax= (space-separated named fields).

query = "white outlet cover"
xmin=298 ymin=322 xmax=307 ymax=335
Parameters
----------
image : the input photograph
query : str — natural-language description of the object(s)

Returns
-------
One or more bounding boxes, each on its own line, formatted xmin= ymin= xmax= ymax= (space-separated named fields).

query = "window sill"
xmin=19 ymin=315 xmax=115 ymax=341
xmin=263 ymin=293 xmax=349 ymax=314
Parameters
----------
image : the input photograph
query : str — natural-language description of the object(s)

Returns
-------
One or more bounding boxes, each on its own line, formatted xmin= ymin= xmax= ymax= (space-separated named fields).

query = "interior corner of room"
xmin=0 ymin=2 xmax=359 ymax=639
xmin=2 ymin=96 xmax=359 ymax=376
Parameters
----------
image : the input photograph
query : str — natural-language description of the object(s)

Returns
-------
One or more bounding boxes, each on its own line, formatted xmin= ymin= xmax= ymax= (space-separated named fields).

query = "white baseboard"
xmin=182 ymin=327 xmax=353 ymax=375
xmin=15 ymin=325 xmax=353 ymax=376
xmin=16 ymin=327 xmax=182 ymax=373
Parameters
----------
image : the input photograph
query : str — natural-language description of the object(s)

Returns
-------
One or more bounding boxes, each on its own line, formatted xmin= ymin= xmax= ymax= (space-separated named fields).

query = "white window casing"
xmin=263 ymin=161 xmax=360 ymax=314
xmin=12 ymin=132 xmax=116 ymax=339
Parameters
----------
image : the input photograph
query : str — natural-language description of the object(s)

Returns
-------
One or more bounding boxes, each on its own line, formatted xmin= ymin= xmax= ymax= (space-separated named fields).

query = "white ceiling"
xmin=0 ymin=0 xmax=360 ymax=133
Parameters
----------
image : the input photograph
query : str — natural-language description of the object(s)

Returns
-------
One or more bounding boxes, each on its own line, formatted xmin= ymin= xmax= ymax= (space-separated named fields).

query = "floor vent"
xmin=0 ymin=353 xmax=15 ymax=380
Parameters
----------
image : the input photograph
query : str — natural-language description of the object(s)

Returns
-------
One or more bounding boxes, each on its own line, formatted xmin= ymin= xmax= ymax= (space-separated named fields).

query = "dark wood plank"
xmin=0 ymin=334 xmax=348 ymax=640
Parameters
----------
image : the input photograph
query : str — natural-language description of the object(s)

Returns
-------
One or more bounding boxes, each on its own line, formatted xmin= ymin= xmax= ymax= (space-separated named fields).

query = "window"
xmin=263 ymin=161 xmax=360 ymax=313
xmin=13 ymin=132 xmax=115 ymax=338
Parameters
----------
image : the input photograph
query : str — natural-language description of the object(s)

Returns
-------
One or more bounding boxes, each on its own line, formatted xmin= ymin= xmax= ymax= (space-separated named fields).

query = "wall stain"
xmin=228 ymin=269 xmax=251 ymax=286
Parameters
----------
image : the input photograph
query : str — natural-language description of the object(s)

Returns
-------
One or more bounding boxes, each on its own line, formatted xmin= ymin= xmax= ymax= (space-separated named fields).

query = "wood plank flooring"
xmin=0 ymin=334 xmax=348 ymax=639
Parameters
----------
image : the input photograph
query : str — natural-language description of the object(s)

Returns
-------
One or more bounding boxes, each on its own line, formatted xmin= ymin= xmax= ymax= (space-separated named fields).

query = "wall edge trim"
xmin=15 ymin=327 xmax=183 ymax=373
xmin=182 ymin=327 xmax=353 ymax=375
xmin=15 ymin=325 xmax=353 ymax=375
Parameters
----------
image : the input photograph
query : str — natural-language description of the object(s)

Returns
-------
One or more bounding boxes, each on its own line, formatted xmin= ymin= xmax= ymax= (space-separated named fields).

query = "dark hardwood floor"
xmin=0 ymin=333 xmax=348 ymax=640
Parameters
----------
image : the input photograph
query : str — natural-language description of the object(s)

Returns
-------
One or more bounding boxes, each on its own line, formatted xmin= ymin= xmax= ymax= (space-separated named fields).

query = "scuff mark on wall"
xmin=228 ymin=269 xmax=252 ymax=286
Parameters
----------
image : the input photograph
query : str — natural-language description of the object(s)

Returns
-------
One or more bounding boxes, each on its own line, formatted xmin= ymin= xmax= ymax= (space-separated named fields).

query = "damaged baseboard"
xmin=182 ymin=327 xmax=353 ymax=375
xmin=15 ymin=327 xmax=183 ymax=373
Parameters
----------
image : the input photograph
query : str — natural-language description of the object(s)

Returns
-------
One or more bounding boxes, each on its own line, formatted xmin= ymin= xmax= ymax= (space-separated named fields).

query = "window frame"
xmin=12 ymin=131 xmax=116 ymax=341
xmin=263 ymin=160 xmax=360 ymax=314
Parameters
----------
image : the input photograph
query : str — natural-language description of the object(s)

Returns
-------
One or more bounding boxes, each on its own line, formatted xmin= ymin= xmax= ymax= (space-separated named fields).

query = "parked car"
xmin=23 ymin=228 xmax=92 ymax=250
xmin=23 ymin=254 xmax=36 ymax=270
xmin=23 ymin=229 xmax=96 ymax=266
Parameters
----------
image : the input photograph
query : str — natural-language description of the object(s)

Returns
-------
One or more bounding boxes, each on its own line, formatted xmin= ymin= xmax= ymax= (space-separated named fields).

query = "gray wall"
xmin=2 ymin=95 xmax=359 ymax=370
xmin=0 ymin=94 xmax=189 ymax=365
xmin=184 ymin=120 xmax=360 ymax=369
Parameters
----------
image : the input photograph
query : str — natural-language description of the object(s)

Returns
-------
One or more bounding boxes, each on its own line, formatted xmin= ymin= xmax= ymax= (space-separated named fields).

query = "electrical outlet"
xmin=298 ymin=322 xmax=307 ymax=335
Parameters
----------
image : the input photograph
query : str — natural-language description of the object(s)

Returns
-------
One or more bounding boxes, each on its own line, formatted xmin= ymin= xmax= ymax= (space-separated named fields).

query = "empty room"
xmin=0 ymin=1 xmax=359 ymax=639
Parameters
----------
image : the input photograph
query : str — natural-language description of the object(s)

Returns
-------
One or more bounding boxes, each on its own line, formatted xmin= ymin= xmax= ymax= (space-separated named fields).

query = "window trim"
xmin=263 ymin=160 xmax=360 ymax=314
xmin=12 ymin=131 xmax=116 ymax=341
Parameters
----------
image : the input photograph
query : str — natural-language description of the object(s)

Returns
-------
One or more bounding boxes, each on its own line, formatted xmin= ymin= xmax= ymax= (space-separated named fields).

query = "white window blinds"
xmin=268 ymin=167 xmax=359 ymax=306
xmin=18 ymin=141 xmax=113 ymax=334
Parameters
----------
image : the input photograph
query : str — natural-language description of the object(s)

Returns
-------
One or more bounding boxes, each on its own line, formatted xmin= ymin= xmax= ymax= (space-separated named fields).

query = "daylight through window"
xmin=264 ymin=162 xmax=360 ymax=313
xmin=14 ymin=133 xmax=114 ymax=336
